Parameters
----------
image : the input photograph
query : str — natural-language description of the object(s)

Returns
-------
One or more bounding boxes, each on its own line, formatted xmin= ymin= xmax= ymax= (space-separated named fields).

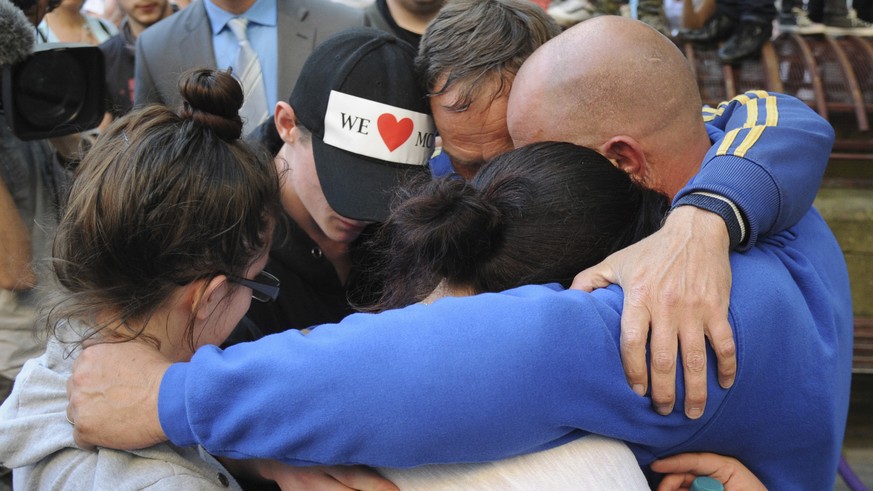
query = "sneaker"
xmin=824 ymin=8 xmax=873 ymax=36
xmin=592 ymin=0 xmax=621 ymax=16
xmin=779 ymin=7 xmax=826 ymax=34
xmin=680 ymin=13 xmax=737 ymax=42
xmin=548 ymin=0 xmax=596 ymax=27
xmin=718 ymin=19 xmax=773 ymax=63
xmin=639 ymin=12 xmax=672 ymax=36
xmin=636 ymin=0 xmax=672 ymax=36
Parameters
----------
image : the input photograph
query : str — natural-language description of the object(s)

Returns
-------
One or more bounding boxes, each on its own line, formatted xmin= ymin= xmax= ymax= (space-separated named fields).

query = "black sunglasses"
xmin=226 ymin=271 xmax=281 ymax=303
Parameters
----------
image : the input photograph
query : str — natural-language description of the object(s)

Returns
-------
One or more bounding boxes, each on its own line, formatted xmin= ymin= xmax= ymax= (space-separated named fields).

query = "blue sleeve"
xmin=673 ymin=91 xmax=835 ymax=250
xmin=158 ymin=285 xmax=715 ymax=467
xmin=428 ymin=150 xmax=455 ymax=178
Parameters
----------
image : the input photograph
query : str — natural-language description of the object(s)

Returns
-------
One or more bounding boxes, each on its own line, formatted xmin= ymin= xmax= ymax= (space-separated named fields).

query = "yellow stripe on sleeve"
xmin=702 ymin=107 xmax=718 ymax=122
xmin=734 ymin=124 xmax=766 ymax=158
xmin=744 ymin=100 xmax=759 ymax=128
xmin=717 ymin=128 xmax=742 ymax=156
xmin=727 ymin=92 xmax=778 ymax=156
xmin=709 ymin=91 xmax=778 ymax=156
xmin=765 ymin=95 xmax=779 ymax=126
xmin=749 ymin=89 xmax=770 ymax=99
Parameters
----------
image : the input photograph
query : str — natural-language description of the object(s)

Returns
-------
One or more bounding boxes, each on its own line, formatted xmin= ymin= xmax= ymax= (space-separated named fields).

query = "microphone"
xmin=0 ymin=0 xmax=35 ymax=67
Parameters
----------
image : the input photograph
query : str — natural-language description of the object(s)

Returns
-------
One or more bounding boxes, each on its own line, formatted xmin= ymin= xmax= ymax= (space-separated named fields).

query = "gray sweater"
xmin=0 ymin=321 xmax=242 ymax=490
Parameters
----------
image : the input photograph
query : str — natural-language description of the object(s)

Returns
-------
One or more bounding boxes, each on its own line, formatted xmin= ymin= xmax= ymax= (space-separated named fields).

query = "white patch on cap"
xmin=323 ymin=90 xmax=436 ymax=166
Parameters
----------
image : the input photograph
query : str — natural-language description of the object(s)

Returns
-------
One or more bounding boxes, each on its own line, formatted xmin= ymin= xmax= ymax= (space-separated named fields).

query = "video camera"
xmin=1 ymin=0 xmax=106 ymax=141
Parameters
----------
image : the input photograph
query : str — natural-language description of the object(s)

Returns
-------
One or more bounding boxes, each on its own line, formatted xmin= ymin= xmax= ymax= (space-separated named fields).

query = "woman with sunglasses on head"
xmin=0 ymin=68 xmax=396 ymax=490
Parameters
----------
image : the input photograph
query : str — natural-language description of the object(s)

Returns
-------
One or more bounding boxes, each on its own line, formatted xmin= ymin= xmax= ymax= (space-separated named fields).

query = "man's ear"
xmin=599 ymin=136 xmax=649 ymax=183
xmin=274 ymin=102 xmax=298 ymax=143
xmin=189 ymin=276 xmax=229 ymax=322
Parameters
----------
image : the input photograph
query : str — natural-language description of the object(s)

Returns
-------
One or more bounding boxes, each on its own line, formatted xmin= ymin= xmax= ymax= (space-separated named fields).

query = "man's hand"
xmin=67 ymin=340 xmax=170 ymax=449
xmin=651 ymin=452 xmax=767 ymax=490
xmin=571 ymin=206 xmax=736 ymax=419
xmin=260 ymin=460 xmax=399 ymax=491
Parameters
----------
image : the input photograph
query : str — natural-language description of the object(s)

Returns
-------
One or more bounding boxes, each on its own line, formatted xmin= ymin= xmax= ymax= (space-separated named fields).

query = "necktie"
xmin=228 ymin=17 xmax=269 ymax=135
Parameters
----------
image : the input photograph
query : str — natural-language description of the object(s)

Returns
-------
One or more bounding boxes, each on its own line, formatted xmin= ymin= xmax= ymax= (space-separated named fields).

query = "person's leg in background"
xmin=822 ymin=0 xmax=873 ymax=35
xmin=716 ymin=0 xmax=775 ymax=62
xmin=779 ymin=0 xmax=826 ymax=33
xmin=0 ymin=292 xmax=43 ymax=403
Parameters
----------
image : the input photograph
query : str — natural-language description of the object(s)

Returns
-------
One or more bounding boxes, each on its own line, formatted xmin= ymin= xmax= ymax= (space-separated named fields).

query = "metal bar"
xmin=683 ymin=42 xmax=699 ymax=80
xmin=824 ymin=35 xmax=869 ymax=131
xmin=789 ymin=34 xmax=829 ymax=120
xmin=759 ymin=41 xmax=784 ymax=93
xmin=719 ymin=42 xmax=737 ymax=99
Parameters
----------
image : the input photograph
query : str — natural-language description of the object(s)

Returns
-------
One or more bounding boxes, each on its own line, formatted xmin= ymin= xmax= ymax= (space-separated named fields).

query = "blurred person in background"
xmin=36 ymin=0 xmax=117 ymax=43
xmin=132 ymin=0 xmax=365 ymax=135
xmin=0 ymin=0 xmax=70 ymax=408
xmin=363 ymin=0 xmax=444 ymax=48
xmin=99 ymin=0 xmax=170 ymax=119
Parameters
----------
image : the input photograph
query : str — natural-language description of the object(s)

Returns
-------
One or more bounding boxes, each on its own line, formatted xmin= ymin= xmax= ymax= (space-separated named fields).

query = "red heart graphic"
xmin=377 ymin=113 xmax=414 ymax=152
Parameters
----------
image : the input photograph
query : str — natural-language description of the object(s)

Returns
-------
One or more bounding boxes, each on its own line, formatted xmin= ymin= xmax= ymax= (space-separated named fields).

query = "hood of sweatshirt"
xmin=0 ymin=327 xmax=78 ymax=469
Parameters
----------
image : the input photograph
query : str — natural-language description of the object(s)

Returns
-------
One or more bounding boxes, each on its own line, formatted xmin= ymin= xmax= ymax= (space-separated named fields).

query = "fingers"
xmin=620 ymin=285 xmax=653 ymax=398
xmin=652 ymin=454 xmax=715 ymax=491
xmin=286 ymin=469 xmax=356 ymax=491
xmin=570 ymin=259 xmax=617 ymax=292
xmin=271 ymin=465 xmax=354 ymax=491
xmin=651 ymin=452 xmax=740 ymax=487
xmin=679 ymin=321 xmax=707 ymax=420
xmin=653 ymin=453 xmax=767 ymax=491
xmin=67 ymin=356 xmax=94 ymax=451
xmin=656 ymin=473 xmax=696 ymax=491
xmin=639 ymin=282 xmax=678 ymax=414
xmin=66 ymin=342 xmax=170 ymax=450
xmin=648 ymin=328 xmax=678 ymax=415
xmin=707 ymin=318 xmax=737 ymax=389
xmin=326 ymin=466 xmax=400 ymax=491
xmin=651 ymin=452 xmax=708 ymax=474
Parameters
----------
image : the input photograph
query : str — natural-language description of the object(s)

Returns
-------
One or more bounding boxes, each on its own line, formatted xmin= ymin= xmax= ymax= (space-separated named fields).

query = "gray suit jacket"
xmin=133 ymin=0 xmax=366 ymax=110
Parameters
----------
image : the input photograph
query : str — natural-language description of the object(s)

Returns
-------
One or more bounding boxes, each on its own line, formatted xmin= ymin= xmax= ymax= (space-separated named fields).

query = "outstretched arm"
xmin=69 ymin=286 xmax=727 ymax=465
xmin=574 ymin=91 xmax=834 ymax=419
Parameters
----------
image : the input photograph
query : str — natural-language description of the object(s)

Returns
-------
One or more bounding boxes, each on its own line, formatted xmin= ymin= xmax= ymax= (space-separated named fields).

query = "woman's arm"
xmin=220 ymin=458 xmax=398 ymax=491
xmin=0 ymin=178 xmax=35 ymax=291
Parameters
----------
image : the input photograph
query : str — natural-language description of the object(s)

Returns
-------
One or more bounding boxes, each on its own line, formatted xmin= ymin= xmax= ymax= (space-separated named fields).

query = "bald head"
xmin=508 ymin=16 xmax=710 ymax=196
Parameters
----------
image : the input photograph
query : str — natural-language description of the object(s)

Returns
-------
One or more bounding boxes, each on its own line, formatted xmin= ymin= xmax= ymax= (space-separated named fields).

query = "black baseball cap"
xmin=290 ymin=28 xmax=436 ymax=222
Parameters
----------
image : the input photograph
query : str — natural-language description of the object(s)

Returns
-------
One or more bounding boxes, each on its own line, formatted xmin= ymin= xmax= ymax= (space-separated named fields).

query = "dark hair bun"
xmin=177 ymin=68 xmax=245 ymax=141
xmin=391 ymin=178 xmax=503 ymax=282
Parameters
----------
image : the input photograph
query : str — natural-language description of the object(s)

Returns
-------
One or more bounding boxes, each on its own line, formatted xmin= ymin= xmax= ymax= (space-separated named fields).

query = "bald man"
xmin=66 ymin=17 xmax=849 ymax=490
xmin=417 ymin=2 xmax=835 ymax=419
xmin=510 ymin=16 xmax=845 ymax=419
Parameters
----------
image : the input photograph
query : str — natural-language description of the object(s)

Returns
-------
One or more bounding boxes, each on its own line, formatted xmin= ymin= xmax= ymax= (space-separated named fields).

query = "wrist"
xmin=665 ymin=205 xmax=731 ymax=250
xmin=148 ymin=359 xmax=172 ymax=443
xmin=672 ymin=192 xmax=745 ymax=249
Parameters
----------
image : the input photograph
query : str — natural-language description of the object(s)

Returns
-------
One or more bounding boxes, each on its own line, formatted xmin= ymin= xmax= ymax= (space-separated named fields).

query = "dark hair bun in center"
xmin=390 ymin=178 xmax=503 ymax=282
xmin=177 ymin=68 xmax=245 ymax=142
